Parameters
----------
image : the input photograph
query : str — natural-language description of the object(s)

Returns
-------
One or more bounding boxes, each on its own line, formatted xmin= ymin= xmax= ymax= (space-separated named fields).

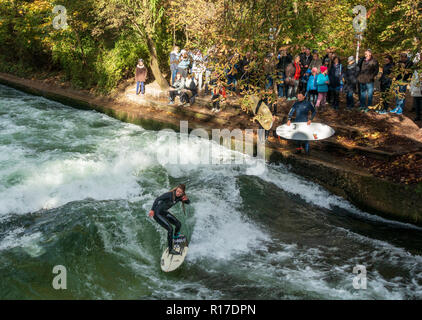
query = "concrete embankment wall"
xmin=1 ymin=74 xmax=421 ymax=226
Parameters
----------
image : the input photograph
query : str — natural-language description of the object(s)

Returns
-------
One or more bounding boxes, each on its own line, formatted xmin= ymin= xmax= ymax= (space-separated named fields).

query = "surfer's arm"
xmin=181 ymin=195 xmax=190 ymax=204
xmin=287 ymin=104 xmax=296 ymax=121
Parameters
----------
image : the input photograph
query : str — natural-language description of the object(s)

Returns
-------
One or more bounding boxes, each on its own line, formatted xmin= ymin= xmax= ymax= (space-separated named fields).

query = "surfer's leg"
xmin=153 ymin=212 xmax=174 ymax=250
xmin=165 ymin=212 xmax=182 ymax=236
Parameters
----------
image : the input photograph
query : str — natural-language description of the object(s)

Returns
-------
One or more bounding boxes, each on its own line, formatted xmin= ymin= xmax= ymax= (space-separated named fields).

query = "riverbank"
xmin=0 ymin=72 xmax=421 ymax=226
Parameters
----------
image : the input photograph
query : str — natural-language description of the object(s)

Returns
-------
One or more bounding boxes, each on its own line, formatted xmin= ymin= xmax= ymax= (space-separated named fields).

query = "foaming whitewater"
xmin=0 ymin=84 xmax=421 ymax=300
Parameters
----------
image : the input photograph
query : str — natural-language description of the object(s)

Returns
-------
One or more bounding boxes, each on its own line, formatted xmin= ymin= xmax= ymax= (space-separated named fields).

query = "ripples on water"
xmin=0 ymin=84 xmax=421 ymax=299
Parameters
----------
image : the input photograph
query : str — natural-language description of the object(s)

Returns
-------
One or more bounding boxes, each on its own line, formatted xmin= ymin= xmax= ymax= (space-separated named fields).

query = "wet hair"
xmin=171 ymin=184 xmax=186 ymax=194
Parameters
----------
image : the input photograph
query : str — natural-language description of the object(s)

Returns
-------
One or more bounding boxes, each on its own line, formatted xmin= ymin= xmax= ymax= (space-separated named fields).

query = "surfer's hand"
xmin=149 ymin=210 xmax=154 ymax=218
xmin=287 ymin=120 xmax=291 ymax=126
xmin=307 ymin=120 xmax=311 ymax=125
xmin=182 ymin=195 xmax=189 ymax=201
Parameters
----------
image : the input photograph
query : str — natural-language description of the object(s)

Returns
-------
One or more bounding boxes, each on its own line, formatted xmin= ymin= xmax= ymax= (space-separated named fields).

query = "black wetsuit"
xmin=151 ymin=191 xmax=190 ymax=250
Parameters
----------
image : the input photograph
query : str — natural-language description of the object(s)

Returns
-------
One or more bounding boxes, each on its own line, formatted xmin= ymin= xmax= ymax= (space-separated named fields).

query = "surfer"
xmin=287 ymin=92 xmax=316 ymax=154
xmin=149 ymin=184 xmax=190 ymax=255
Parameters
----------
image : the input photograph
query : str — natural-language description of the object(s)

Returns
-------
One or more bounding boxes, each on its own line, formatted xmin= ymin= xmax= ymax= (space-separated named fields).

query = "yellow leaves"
xmin=283 ymin=37 xmax=292 ymax=44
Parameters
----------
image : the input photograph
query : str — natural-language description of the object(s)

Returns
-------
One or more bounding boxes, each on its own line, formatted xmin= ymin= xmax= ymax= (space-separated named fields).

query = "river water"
xmin=0 ymin=84 xmax=421 ymax=299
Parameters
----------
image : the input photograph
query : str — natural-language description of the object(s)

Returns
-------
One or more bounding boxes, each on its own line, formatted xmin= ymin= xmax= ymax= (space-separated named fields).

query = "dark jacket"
xmin=380 ymin=62 xmax=394 ymax=91
xmin=328 ymin=63 xmax=343 ymax=89
xmin=288 ymin=100 xmax=316 ymax=122
xmin=277 ymin=53 xmax=293 ymax=73
xmin=151 ymin=191 xmax=190 ymax=213
xmin=357 ymin=57 xmax=379 ymax=84
xmin=300 ymin=54 xmax=313 ymax=76
xmin=343 ymin=63 xmax=358 ymax=93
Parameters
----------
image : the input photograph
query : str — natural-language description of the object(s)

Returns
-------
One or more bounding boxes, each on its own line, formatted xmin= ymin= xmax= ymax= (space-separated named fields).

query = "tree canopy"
xmin=0 ymin=0 xmax=420 ymax=93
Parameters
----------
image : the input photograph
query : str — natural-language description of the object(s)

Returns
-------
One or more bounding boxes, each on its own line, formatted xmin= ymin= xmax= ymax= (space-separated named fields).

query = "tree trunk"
xmin=145 ymin=33 xmax=169 ymax=90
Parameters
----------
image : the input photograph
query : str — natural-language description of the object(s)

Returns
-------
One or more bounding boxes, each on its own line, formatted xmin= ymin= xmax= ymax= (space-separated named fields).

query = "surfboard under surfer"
xmin=149 ymin=184 xmax=190 ymax=255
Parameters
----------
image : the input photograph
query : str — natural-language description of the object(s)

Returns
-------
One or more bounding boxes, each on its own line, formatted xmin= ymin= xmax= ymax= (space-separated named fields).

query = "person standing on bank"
xmin=135 ymin=59 xmax=147 ymax=95
xmin=357 ymin=49 xmax=379 ymax=112
xmin=170 ymin=46 xmax=180 ymax=85
xmin=343 ymin=56 xmax=358 ymax=110
xmin=378 ymin=55 xmax=395 ymax=113
xmin=287 ymin=92 xmax=316 ymax=155
xmin=316 ymin=66 xmax=330 ymax=110
xmin=306 ymin=67 xmax=319 ymax=107
xmin=149 ymin=184 xmax=190 ymax=255
xmin=328 ymin=56 xmax=343 ymax=110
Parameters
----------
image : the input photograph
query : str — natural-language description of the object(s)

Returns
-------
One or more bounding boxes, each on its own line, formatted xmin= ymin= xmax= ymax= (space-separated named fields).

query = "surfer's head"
xmin=174 ymin=184 xmax=186 ymax=197
xmin=297 ymin=92 xmax=305 ymax=101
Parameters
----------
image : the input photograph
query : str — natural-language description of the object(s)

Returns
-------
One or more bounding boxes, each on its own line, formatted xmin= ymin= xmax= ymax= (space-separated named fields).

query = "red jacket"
xmin=213 ymin=86 xmax=226 ymax=98
xmin=294 ymin=62 xmax=301 ymax=80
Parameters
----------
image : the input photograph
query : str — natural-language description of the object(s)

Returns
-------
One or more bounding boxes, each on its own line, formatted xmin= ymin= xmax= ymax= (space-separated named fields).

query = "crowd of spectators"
xmin=136 ymin=45 xmax=421 ymax=121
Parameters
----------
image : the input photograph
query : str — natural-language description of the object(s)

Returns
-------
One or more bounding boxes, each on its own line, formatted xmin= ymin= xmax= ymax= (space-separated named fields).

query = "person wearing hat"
xmin=343 ymin=56 xmax=359 ymax=110
xmin=315 ymin=65 xmax=330 ymax=109
xmin=357 ymin=49 xmax=379 ymax=112
xmin=135 ymin=59 xmax=147 ymax=95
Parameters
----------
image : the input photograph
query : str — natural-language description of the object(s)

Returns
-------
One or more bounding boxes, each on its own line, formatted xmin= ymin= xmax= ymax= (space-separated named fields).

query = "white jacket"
xmin=410 ymin=71 xmax=422 ymax=97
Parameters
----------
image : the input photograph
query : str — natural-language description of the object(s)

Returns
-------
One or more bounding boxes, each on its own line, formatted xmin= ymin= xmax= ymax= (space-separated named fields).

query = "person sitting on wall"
xmin=211 ymin=82 xmax=227 ymax=113
xmin=168 ymin=72 xmax=185 ymax=105
xmin=180 ymin=73 xmax=198 ymax=107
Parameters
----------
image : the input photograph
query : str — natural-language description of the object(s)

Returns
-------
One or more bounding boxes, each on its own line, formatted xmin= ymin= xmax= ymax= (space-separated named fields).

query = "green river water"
xmin=0 ymin=84 xmax=421 ymax=299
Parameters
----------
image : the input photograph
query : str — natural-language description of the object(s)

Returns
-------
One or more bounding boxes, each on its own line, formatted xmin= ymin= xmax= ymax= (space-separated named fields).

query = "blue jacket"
xmin=307 ymin=74 xmax=318 ymax=92
xmin=288 ymin=100 xmax=316 ymax=122
xmin=317 ymin=73 xmax=329 ymax=93
xmin=178 ymin=58 xmax=191 ymax=70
